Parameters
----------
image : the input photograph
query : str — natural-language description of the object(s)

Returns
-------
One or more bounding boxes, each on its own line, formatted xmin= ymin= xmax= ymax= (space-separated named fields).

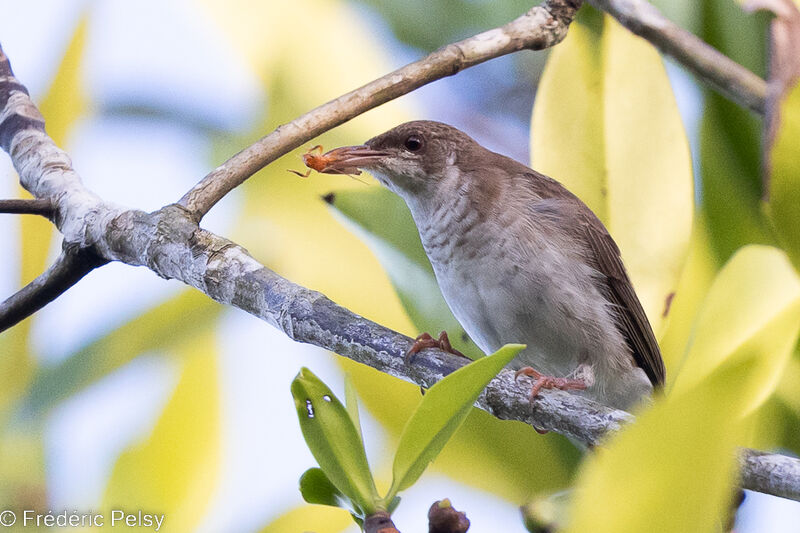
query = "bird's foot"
xmin=405 ymin=331 xmax=466 ymax=364
xmin=514 ymin=367 xmax=588 ymax=434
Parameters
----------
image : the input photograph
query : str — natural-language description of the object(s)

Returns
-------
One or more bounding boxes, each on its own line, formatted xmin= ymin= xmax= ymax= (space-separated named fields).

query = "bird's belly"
xmin=434 ymin=256 xmax=583 ymax=377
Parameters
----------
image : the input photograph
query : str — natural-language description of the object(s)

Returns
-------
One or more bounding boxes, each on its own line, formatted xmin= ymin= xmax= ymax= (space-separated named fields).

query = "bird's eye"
xmin=404 ymin=135 xmax=423 ymax=152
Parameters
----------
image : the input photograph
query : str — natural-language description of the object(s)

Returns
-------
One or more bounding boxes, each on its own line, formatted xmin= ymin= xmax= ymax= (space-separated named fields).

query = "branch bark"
xmin=588 ymin=0 xmax=767 ymax=114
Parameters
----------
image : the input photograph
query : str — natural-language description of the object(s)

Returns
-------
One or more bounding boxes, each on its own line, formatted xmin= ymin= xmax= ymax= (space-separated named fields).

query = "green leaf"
xmin=531 ymin=8 xmax=694 ymax=334
xmin=299 ymin=467 xmax=349 ymax=509
xmin=670 ymin=245 xmax=800 ymax=413
xmin=699 ymin=0 xmax=773 ymax=261
xmin=291 ymin=368 xmax=379 ymax=516
xmin=326 ymin=187 xmax=482 ymax=359
xmin=349 ymin=0 xmax=533 ymax=51
xmin=768 ymin=82 xmax=800 ymax=272
xmin=700 ymin=92 xmax=775 ymax=261
xmin=343 ymin=374 xmax=363 ymax=441
xmin=386 ymin=343 xmax=525 ymax=502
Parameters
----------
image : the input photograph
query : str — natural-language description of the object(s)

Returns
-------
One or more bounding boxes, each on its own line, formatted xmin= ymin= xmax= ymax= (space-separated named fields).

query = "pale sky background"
xmin=0 ymin=0 xmax=798 ymax=532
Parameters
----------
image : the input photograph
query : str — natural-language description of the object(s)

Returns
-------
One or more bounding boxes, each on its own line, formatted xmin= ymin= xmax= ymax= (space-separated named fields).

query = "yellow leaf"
xmin=100 ymin=334 xmax=220 ymax=532
xmin=657 ymin=214 xmax=719 ymax=374
xmin=432 ymin=410 xmax=579 ymax=502
xmin=670 ymin=245 xmax=800 ymax=414
xmin=531 ymin=10 xmax=694 ymax=334
xmin=567 ymin=359 xmax=752 ymax=533
xmin=569 ymin=286 xmax=793 ymax=532
xmin=38 ymin=16 xmax=89 ymax=147
xmin=531 ymin=9 xmax=605 ymax=219
xmin=257 ymin=504 xmax=352 ymax=533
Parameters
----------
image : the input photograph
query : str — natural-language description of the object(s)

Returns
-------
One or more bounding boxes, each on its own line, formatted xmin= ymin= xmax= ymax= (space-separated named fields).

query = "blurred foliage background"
xmin=0 ymin=0 xmax=799 ymax=532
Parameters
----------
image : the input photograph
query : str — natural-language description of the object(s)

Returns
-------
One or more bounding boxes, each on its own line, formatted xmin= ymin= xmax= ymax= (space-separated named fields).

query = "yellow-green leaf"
xmin=769 ymin=82 xmax=800 ymax=272
xmin=531 ymin=8 xmax=694 ymax=334
xmin=344 ymin=374 xmax=363 ymax=441
xmin=257 ymin=504 xmax=352 ymax=533
xmin=670 ymin=245 xmax=800 ymax=413
xmin=101 ymin=333 xmax=220 ymax=532
xmin=566 ymin=360 xmax=751 ymax=533
xmin=657 ymin=214 xmax=719 ymax=374
xmin=387 ymin=344 xmax=525 ymax=501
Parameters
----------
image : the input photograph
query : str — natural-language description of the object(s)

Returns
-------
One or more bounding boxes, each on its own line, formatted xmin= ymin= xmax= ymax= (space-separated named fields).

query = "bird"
xmin=316 ymin=120 xmax=665 ymax=411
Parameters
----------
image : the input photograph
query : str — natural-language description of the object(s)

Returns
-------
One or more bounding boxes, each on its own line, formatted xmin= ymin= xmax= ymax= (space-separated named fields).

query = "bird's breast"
xmin=416 ymin=206 xmax=620 ymax=376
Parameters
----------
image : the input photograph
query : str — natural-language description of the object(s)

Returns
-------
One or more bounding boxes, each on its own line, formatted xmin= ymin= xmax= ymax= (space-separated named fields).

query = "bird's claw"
xmin=515 ymin=366 xmax=587 ymax=434
xmin=405 ymin=331 xmax=465 ymax=365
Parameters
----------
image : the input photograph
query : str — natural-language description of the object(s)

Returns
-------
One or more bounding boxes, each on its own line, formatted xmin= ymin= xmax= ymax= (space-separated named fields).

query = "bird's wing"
xmin=579 ymin=213 xmax=666 ymax=387
xmin=523 ymin=170 xmax=666 ymax=387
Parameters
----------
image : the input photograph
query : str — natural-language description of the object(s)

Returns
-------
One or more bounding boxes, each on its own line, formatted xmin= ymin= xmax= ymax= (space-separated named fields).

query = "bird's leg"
xmin=405 ymin=331 xmax=466 ymax=364
xmin=514 ymin=367 xmax=587 ymax=399
xmin=514 ymin=367 xmax=587 ymax=434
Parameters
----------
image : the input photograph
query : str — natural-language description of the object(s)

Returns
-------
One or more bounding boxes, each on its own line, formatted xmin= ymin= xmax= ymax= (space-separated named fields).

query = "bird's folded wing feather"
xmin=522 ymin=170 xmax=666 ymax=387
xmin=580 ymin=216 xmax=666 ymax=387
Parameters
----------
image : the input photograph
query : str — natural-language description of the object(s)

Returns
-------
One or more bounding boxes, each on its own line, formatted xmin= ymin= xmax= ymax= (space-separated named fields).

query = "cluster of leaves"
xmin=290 ymin=344 xmax=524 ymax=524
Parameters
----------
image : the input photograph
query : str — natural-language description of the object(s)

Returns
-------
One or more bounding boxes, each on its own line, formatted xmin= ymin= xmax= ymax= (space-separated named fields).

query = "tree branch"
xmin=0 ymin=198 xmax=53 ymax=218
xmin=588 ymin=0 xmax=766 ymax=114
xmin=0 ymin=245 xmax=107 ymax=332
xmin=740 ymin=448 xmax=800 ymax=501
xmin=177 ymin=0 xmax=582 ymax=220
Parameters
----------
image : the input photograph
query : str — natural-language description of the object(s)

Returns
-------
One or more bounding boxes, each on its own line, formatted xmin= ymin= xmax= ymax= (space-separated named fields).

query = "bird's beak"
xmin=316 ymin=145 xmax=390 ymax=174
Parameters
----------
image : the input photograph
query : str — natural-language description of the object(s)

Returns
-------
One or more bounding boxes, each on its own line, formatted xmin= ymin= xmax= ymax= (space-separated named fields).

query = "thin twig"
xmin=588 ymin=0 xmax=766 ymax=113
xmin=177 ymin=0 xmax=583 ymax=220
xmin=0 ymin=246 xmax=107 ymax=332
xmin=0 ymin=198 xmax=53 ymax=218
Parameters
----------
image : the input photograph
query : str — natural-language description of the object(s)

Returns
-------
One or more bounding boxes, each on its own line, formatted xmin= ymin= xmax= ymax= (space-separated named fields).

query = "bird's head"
xmin=318 ymin=120 xmax=481 ymax=197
